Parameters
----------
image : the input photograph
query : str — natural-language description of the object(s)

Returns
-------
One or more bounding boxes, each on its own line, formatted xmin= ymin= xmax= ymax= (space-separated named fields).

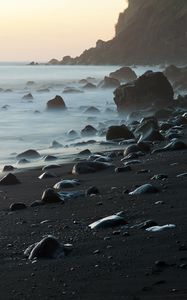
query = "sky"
xmin=0 ymin=0 xmax=127 ymax=62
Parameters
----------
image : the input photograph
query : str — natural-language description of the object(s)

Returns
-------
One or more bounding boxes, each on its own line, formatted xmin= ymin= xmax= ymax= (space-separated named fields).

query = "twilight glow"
xmin=0 ymin=0 xmax=127 ymax=61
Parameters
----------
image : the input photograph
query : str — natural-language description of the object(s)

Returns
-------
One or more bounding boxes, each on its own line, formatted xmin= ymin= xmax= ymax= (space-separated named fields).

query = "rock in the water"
xmin=86 ymin=186 xmax=100 ymax=196
xmin=44 ymin=155 xmax=58 ymax=162
xmin=22 ymin=93 xmax=33 ymax=100
xmin=42 ymin=164 xmax=61 ymax=171
xmin=46 ymin=95 xmax=66 ymax=110
xmin=17 ymin=158 xmax=30 ymax=164
xmin=10 ymin=202 xmax=27 ymax=211
xmin=84 ymin=106 xmax=100 ymax=114
xmin=49 ymin=140 xmax=63 ymax=148
xmin=41 ymin=188 xmax=63 ymax=203
xmin=2 ymin=165 xmax=15 ymax=172
xmin=67 ymin=130 xmax=78 ymax=138
xmin=99 ymin=76 xmax=120 ymax=89
xmin=0 ymin=173 xmax=20 ymax=185
xmin=129 ymin=184 xmax=159 ymax=195
xmin=16 ymin=149 xmax=40 ymax=160
xmin=83 ymin=82 xmax=96 ymax=89
xmin=89 ymin=213 xmax=127 ymax=229
xmin=38 ymin=172 xmax=56 ymax=179
xmin=78 ymin=149 xmax=91 ymax=155
xmin=24 ymin=236 xmax=72 ymax=260
xmin=72 ymin=161 xmax=113 ymax=175
xmin=63 ymin=87 xmax=83 ymax=94
xmin=81 ymin=125 xmax=97 ymax=137
xmin=106 ymin=125 xmax=134 ymax=140
xmin=53 ymin=179 xmax=80 ymax=189
xmin=114 ymin=71 xmax=173 ymax=113
xmin=109 ymin=66 xmax=137 ymax=82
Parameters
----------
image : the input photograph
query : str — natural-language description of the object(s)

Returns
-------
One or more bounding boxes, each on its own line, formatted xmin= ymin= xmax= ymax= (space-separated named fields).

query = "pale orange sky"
xmin=0 ymin=0 xmax=127 ymax=62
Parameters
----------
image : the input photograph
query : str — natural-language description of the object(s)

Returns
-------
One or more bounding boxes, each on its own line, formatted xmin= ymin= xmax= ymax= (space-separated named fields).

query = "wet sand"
xmin=0 ymin=137 xmax=187 ymax=299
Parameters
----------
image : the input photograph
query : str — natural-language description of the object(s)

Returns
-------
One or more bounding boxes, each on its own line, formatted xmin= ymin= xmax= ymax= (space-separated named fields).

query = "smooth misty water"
xmin=0 ymin=63 xmax=159 ymax=169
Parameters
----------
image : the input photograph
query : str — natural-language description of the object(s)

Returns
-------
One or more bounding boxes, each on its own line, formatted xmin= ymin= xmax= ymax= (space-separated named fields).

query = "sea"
xmin=0 ymin=62 xmax=160 ymax=170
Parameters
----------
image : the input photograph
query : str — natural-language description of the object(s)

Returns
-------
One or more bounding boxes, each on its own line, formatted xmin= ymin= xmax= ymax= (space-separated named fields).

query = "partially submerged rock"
xmin=109 ymin=66 xmax=137 ymax=82
xmin=46 ymin=95 xmax=66 ymax=111
xmin=16 ymin=149 xmax=40 ymax=160
xmin=99 ymin=76 xmax=120 ymax=89
xmin=24 ymin=236 xmax=72 ymax=260
xmin=22 ymin=93 xmax=33 ymax=100
xmin=81 ymin=125 xmax=97 ymax=137
xmin=114 ymin=71 xmax=173 ymax=113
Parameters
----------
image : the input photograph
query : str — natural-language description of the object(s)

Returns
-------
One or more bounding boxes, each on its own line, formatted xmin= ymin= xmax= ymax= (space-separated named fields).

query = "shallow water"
xmin=0 ymin=63 xmax=160 ymax=170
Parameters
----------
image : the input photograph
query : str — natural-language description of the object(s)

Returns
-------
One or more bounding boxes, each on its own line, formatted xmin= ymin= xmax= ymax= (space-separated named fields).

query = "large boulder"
xmin=109 ymin=67 xmax=137 ymax=82
xmin=106 ymin=125 xmax=134 ymax=141
xmin=114 ymin=71 xmax=174 ymax=113
xmin=46 ymin=95 xmax=66 ymax=110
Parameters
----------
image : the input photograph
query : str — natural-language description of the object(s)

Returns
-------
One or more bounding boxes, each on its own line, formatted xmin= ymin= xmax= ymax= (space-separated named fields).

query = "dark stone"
xmin=18 ymin=158 xmax=30 ymax=164
xmin=50 ymin=140 xmax=63 ymax=148
xmin=83 ymin=83 xmax=96 ymax=89
xmin=10 ymin=202 xmax=27 ymax=211
xmin=86 ymin=186 xmax=100 ymax=196
xmin=72 ymin=161 xmax=114 ymax=175
xmin=16 ymin=149 xmax=40 ymax=160
xmin=106 ymin=125 xmax=134 ymax=140
xmin=89 ymin=213 xmax=127 ymax=229
xmin=84 ymin=106 xmax=100 ymax=114
xmin=46 ymin=95 xmax=66 ymax=110
xmin=41 ymin=188 xmax=63 ymax=203
xmin=67 ymin=130 xmax=78 ymax=138
xmin=130 ymin=184 xmax=159 ymax=195
xmin=114 ymin=71 xmax=173 ymax=113
xmin=44 ymin=155 xmax=58 ymax=162
xmin=3 ymin=165 xmax=15 ymax=172
xmin=24 ymin=236 xmax=72 ymax=260
xmin=78 ymin=149 xmax=91 ymax=155
xmin=99 ymin=76 xmax=120 ymax=89
xmin=22 ymin=93 xmax=33 ymax=100
xmin=140 ymin=220 xmax=158 ymax=229
xmin=153 ymin=140 xmax=187 ymax=153
xmin=0 ymin=173 xmax=20 ymax=185
xmin=38 ymin=172 xmax=56 ymax=179
xmin=63 ymin=87 xmax=83 ymax=94
xmin=81 ymin=125 xmax=97 ymax=137
xmin=115 ymin=166 xmax=132 ymax=173
xmin=42 ymin=164 xmax=61 ymax=171
xmin=109 ymin=66 xmax=137 ymax=82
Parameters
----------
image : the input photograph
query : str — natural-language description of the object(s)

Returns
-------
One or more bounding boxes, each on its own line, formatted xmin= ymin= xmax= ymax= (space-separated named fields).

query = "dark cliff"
xmin=50 ymin=0 xmax=187 ymax=65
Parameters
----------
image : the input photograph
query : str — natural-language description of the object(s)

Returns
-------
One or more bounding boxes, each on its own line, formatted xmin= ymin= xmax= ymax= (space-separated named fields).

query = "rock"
xmin=86 ymin=186 xmax=100 ymax=196
xmin=63 ymin=87 xmax=83 ymax=94
xmin=146 ymin=224 xmax=176 ymax=232
xmin=22 ymin=93 xmax=33 ymax=100
xmin=2 ymin=165 xmax=15 ymax=172
xmin=129 ymin=184 xmax=159 ymax=195
xmin=89 ymin=213 xmax=127 ymax=229
xmin=81 ymin=125 xmax=97 ymax=137
xmin=173 ymin=116 xmax=187 ymax=126
xmin=78 ymin=149 xmax=91 ymax=155
xmin=37 ymin=88 xmax=50 ymax=93
xmin=17 ymin=158 xmax=30 ymax=164
xmin=153 ymin=140 xmax=187 ymax=153
xmin=99 ymin=76 xmax=120 ymax=89
xmin=44 ymin=155 xmax=58 ymax=162
xmin=124 ymin=159 xmax=141 ymax=166
xmin=67 ymin=130 xmax=78 ymax=138
xmin=16 ymin=149 xmax=40 ymax=160
xmin=24 ymin=236 xmax=72 ymax=260
xmin=106 ymin=125 xmax=134 ymax=140
xmin=42 ymin=164 xmax=61 ymax=171
xmin=46 ymin=95 xmax=66 ymax=110
xmin=151 ymin=174 xmax=168 ymax=180
xmin=83 ymin=83 xmax=96 ymax=89
xmin=88 ymin=154 xmax=112 ymax=163
xmin=154 ymin=109 xmax=173 ymax=120
xmin=26 ymin=81 xmax=35 ymax=86
xmin=164 ymin=65 xmax=187 ymax=90
xmin=84 ymin=106 xmax=100 ymax=114
xmin=41 ymin=188 xmax=63 ymax=203
xmin=124 ymin=144 xmax=142 ymax=156
xmin=0 ymin=173 xmax=20 ymax=185
xmin=49 ymin=140 xmax=63 ymax=148
xmin=115 ymin=166 xmax=132 ymax=173
xmin=134 ymin=119 xmax=165 ymax=142
xmin=109 ymin=66 xmax=137 ymax=82
xmin=177 ymin=172 xmax=187 ymax=178
xmin=139 ymin=129 xmax=165 ymax=142
xmin=114 ymin=71 xmax=173 ymax=113
xmin=72 ymin=161 xmax=114 ymax=175
xmin=38 ymin=172 xmax=56 ymax=179
xmin=140 ymin=220 xmax=158 ymax=229
xmin=10 ymin=203 xmax=27 ymax=211
xmin=53 ymin=179 xmax=80 ymax=189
